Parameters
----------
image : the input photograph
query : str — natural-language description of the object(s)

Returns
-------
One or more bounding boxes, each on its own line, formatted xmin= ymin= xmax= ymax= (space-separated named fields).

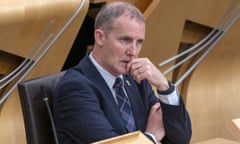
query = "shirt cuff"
xmin=144 ymin=132 xmax=159 ymax=144
xmin=157 ymin=82 xmax=180 ymax=105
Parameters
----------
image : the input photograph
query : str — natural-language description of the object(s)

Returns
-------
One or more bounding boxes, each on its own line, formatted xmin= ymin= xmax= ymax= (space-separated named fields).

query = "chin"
xmin=122 ymin=69 xmax=129 ymax=75
xmin=117 ymin=66 xmax=128 ymax=75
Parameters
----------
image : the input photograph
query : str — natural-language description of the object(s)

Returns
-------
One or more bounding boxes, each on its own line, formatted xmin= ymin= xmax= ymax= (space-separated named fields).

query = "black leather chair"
xmin=17 ymin=71 xmax=65 ymax=144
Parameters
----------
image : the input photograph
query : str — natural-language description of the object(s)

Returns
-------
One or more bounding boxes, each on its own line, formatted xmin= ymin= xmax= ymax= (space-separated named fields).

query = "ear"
xmin=94 ymin=29 xmax=105 ymax=46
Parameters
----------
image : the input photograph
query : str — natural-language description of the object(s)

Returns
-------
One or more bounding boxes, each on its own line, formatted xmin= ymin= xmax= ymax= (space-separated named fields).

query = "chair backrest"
xmin=17 ymin=71 xmax=65 ymax=144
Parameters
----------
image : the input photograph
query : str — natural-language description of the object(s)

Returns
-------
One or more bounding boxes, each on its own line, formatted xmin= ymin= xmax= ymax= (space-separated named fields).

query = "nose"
xmin=126 ymin=43 xmax=138 ymax=56
xmin=126 ymin=47 xmax=137 ymax=57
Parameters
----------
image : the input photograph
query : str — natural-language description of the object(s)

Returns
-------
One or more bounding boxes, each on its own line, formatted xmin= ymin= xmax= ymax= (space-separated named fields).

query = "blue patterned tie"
xmin=113 ymin=77 xmax=136 ymax=132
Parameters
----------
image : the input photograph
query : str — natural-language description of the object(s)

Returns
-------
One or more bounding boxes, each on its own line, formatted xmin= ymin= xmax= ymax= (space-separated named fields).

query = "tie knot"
xmin=113 ymin=77 xmax=123 ymax=88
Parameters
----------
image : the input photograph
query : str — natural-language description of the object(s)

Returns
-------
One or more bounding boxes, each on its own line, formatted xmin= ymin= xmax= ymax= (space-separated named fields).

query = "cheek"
xmin=104 ymin=45 xmax=121 ymax=61
xmin=136 ymin=48 xmax=141 ymax=55
xmin=105 ymin=37 xmax=127 ymax=57
xmin=110 ymin=42 xmax=126 ymax=56
xmin=109 ymin=48 xmax=124 ymax=61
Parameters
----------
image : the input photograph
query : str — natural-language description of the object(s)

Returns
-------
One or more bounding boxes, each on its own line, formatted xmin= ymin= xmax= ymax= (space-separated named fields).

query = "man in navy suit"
xmin=53 ymin=2 xmax=192 ymax=144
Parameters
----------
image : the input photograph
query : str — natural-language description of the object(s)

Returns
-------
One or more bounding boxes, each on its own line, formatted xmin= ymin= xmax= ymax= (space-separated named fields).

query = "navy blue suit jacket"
xmin=53 ymin=54 xmax=192 ymax=144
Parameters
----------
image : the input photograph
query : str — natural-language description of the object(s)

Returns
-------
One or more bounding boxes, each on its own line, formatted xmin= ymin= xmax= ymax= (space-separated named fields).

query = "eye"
xmin=136 ymin=39 xmax=143 ymax=47
xmin=119 ymin=37 xmax=131 ymax=44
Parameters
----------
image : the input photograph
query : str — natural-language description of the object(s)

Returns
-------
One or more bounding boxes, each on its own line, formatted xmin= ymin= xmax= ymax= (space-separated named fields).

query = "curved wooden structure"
xmin=0 ymin=0 xmax=89 ymax=143
xmin=141 ymin=0 xmax=240 ymax=143
xmin=0 ymin=0 xmax=240 ymax=144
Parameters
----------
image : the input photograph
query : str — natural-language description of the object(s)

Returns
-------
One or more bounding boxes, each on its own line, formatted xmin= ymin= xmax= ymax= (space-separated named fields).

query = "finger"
xmin=132 ymin=69 xmax=146 ymax=83
xmin=130 ymin=65 xmax=142 ymax=78
xmin=129 ymin=58 xmax=143 ymax=70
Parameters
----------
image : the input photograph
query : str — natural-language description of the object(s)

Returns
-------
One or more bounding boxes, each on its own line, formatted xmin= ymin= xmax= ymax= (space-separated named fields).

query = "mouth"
xmin=120 ymin=60 xmax=131 ymax=72
xmin=122 ymin=60 xmax=130 ymax=64
xmin=121 ymin=60 xmax=131 ymax=67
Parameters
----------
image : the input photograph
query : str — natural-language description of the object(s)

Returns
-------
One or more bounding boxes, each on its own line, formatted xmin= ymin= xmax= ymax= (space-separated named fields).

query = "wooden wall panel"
xmin=187 ymin=20 xmax=240 ymax=142
xmin=0 ymin=0 xmax=89 ymax=144
xmin=142 ymin=0 xmax=240 ymax=143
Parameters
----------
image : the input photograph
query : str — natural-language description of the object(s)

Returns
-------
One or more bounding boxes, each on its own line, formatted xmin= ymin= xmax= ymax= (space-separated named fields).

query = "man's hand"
xmin=127 ymin=58 xmax=169 ymax=91
xmin=145 ymin=103 xmax=165 ymax=142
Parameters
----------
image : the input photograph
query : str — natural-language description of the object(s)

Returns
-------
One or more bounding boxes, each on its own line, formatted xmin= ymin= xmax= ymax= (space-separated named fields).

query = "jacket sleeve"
xmin=160 ymin=96 xmax=192 ymax=144
xmin=137 ymin=79 xmax=192 ymax=144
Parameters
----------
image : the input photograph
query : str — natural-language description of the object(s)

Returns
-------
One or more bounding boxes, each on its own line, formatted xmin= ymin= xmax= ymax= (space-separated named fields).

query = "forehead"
xmin=111 ymin=15 xmax=145 ymax=37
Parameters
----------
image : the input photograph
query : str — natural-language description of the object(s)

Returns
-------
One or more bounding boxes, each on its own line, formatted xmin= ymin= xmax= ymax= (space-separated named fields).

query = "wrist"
xmin=157 ymin=81 xmax=174 ymax=94
xmin=144 ymin=130 xmax=165 ymax=143
xmin=144 ymin=132 xmax=159 ymax=144
xmin=157 ymin=82 xmax=169 ymax=91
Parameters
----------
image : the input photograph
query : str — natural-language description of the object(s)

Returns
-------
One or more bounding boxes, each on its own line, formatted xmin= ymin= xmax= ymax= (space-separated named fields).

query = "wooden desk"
xmin=233 ymin=118 xmax=240 ymax=130
xmin=92 ymin=131 xmax=153 ymax=144
xmin=194 ymin=138 xmax=240 ymax=144
xmin=231 ymin=118 xmax=240 ymax=141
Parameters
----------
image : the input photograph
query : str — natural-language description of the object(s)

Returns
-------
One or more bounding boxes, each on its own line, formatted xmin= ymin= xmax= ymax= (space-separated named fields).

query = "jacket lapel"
xmin=76 ymin=55 xmax=127 ymax=133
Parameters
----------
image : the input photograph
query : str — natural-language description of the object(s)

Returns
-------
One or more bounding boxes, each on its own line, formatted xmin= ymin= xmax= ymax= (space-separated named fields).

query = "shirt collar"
xmin=89 ymin=52 xmax=123 ymax=88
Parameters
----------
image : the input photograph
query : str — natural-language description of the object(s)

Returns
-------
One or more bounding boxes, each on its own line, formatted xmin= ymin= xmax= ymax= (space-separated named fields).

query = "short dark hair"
xmin=95 ymin=2 xmax=145 ymax=33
